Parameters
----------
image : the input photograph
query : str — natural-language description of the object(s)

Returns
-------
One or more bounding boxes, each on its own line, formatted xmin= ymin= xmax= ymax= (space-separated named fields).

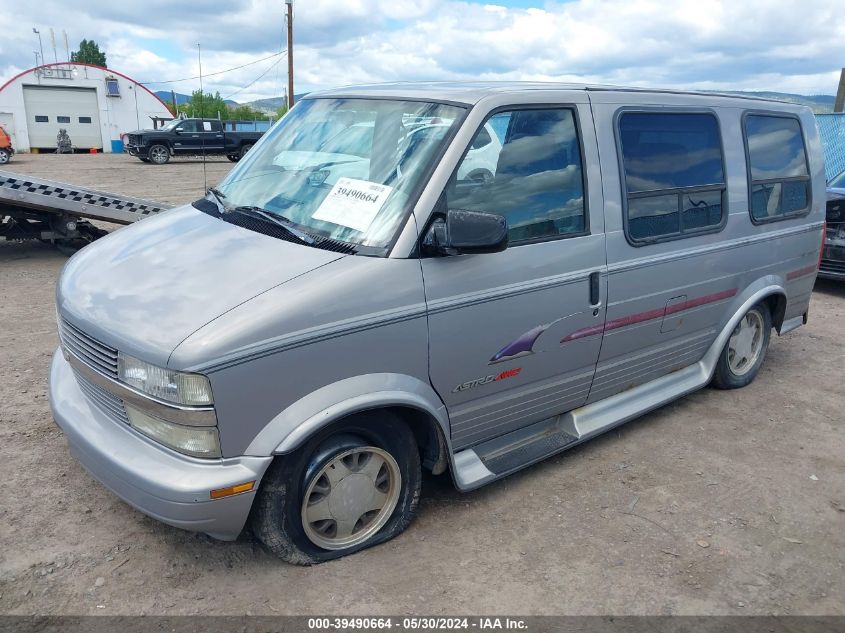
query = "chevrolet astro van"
xmin=49 ymin=83 xmax=825 ymax=563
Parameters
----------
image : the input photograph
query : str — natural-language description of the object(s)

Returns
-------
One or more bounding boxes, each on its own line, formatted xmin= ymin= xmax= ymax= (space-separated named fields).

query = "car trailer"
xmin=0 ymin=169 xmax=172 ymax=255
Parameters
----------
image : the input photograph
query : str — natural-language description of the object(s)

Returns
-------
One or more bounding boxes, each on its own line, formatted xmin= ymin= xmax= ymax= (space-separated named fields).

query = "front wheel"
xmin=252 ymin=413 xmax=421 ymax=564
xmin=148 ymin=144 xmax=170 ymax=165
xmin=0 ymin=148 xmax=10 ymax=164
xmin=711 ymin=302 xmax=772 ymax=389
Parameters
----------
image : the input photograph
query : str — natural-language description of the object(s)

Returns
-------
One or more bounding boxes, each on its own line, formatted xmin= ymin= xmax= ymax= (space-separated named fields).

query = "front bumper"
xmin=48 ymin=350 xmax=273 ymax=540
xmin=819 ymin=231 xmax=845 ymax=281
xmin=124 ymin=145 xmax=146 ymax=157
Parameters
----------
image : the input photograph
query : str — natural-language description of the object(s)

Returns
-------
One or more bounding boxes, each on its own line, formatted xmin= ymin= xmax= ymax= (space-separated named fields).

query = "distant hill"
xmin=154 ymin=89 xmax=835 ymax=114
xmin=245 ymin=94 xmax=308 ymax=114
xmin=154 ymin=90 xmax=190 ymax=105
xmin=154 ymin=90 xmax=238 ymax=107
xmin=715 ymin=91 xmax=835 ymax=113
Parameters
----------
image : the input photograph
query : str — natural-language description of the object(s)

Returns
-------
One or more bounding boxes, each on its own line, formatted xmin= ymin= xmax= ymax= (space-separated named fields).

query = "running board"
xmin=451 ymin=361 xmax=708 ymax=490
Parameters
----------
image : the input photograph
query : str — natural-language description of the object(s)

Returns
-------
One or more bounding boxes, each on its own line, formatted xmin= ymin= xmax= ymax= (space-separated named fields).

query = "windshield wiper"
xmin=206 ymin=187 xmax=227 ymax=215
xmin=226 ymin=205 xmax=316 ymax=246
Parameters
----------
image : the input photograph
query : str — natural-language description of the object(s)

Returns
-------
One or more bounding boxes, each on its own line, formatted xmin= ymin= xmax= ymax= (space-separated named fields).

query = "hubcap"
xmin=728 ymin=310 xmax=764 ymax=376
xmin=150 ymin=147 xmax=167 ymax=163
xmin=0 ymin=150 xmax=8 ymax=164
xmin=301 ymin=446 xmax=400 ymax=550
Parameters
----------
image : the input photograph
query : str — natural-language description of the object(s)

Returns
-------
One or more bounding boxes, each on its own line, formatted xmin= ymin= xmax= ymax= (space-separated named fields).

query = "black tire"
xmin=148 ymin=144 xmax=170 ymax=165
xmin=0 ymin=148 xmax=10 ymax=165
xmin=252 ymin=412 xmax=421 ymax=564
xmin=226 ymin=154 xmax=240 ymax=162
xmin=239 ymin=144 xmax=253 ymax=159
xmin=711 ymin=302 xmax=772 ymax=389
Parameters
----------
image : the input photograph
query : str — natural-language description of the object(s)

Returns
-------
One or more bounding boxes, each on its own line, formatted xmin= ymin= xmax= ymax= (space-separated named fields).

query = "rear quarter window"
xmin=743 ymin=113 xmax=811 ymax=223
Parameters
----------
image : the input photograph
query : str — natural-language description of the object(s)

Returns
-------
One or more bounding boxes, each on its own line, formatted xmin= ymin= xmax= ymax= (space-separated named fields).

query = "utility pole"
xmin=835 ymin=68 xmax=845 ymax=113
xmin=286 ymin=0 xmax=294 ymax=110
xmin=33 ymin=28 xmax=44 ymax=67
xmin=50 ymin=28 xmax=58 ymax=64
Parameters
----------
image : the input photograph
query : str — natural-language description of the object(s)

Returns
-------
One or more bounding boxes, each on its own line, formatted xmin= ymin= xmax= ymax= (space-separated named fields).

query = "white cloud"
xmin=1 ymin=0 xmax=843 ymax=103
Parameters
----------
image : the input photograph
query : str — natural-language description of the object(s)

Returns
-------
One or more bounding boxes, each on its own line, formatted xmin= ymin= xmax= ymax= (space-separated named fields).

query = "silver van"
xmin=49 ymin=83 xmax=826 ymax=563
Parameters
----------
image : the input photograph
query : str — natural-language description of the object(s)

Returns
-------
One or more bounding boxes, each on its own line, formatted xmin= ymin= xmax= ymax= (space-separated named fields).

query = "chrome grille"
xmin=60 ymin=318 xmax=118 ymax=378
xmin=74 ymin=370 xmax=129 ymax=425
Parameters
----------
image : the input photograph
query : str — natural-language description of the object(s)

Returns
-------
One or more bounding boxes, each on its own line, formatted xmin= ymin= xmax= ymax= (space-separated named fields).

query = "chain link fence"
xmin=816 ymin=113 xmax=845 ymax=181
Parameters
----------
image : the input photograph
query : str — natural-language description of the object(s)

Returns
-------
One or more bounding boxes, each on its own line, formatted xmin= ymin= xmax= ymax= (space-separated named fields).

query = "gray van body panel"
xmin=49 ymin=82 xmax=826 ymax=539
xmin=56 ymin=206 xmax=342 ymax=368
xmin=170 ymin=256 xmax=430 ymax=457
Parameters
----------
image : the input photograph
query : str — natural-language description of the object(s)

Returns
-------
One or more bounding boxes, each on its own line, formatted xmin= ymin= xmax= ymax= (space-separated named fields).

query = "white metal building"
xmin=0 ymin=62 xmax=172 ymax=153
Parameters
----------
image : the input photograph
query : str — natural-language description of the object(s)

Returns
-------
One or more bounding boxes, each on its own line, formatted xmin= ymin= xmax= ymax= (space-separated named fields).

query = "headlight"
xmin=118 ymin=353 xmax=213 ymax=406
xmin=125 ymin=405 xmax=221 ymax=458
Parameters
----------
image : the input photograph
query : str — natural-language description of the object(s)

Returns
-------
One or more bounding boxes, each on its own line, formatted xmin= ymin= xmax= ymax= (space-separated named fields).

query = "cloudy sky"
xmin=1 ymin=0 xmax=843 ymax=103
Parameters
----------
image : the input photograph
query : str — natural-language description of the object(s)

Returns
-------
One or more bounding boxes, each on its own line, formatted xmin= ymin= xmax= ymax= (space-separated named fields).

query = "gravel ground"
xmin=0 ymin=154 xmax=843 ymax=616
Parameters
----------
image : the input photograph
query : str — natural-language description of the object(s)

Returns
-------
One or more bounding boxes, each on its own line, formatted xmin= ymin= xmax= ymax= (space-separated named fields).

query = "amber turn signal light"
xmin=210 ymin=481 xmax=255 ymax=500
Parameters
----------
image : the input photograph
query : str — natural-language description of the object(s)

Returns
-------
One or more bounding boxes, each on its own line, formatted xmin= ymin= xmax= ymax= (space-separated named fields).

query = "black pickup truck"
xmin=124 ymin=118 xmax=264 ymax=164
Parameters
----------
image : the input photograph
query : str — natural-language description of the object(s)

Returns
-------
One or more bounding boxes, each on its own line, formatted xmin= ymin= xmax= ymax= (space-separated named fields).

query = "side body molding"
xmin=244 ymin=373 xmax=449 ymax=457
xmin=449 ymin=280 xmax=790 ymax=491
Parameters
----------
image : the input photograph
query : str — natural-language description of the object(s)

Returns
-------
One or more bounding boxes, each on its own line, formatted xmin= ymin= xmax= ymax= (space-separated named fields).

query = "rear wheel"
xmin=712 ymin=302 xmax=771 ymax=389
xmin=239 ymin=144 xmax=253 ymax=159
xmin=148 ymin=144 xmax=170 ymax=165
xmin=252 ymin=413 xmax=421 ymax=564
xmin=0 ymin=148 xmax=10 ymax=164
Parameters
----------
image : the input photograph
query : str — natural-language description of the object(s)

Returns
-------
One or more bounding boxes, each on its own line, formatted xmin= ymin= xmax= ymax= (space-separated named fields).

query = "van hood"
xmin=57 ymin=205 xmax=343 ymax=368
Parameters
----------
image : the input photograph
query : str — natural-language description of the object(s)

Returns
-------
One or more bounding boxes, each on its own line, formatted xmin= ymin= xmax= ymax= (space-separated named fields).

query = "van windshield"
xmin=216 ymin=98 xmax=465 ymax=249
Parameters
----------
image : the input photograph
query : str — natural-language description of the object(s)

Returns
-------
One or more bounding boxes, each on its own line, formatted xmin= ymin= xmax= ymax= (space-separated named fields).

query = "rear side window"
xmin=446 ymin=108 xmax=587 ymax=244
xmin=744 ymin=114 xmax=810 ymax=222
xmin=618 ymin=112 xmax=726 ymax=244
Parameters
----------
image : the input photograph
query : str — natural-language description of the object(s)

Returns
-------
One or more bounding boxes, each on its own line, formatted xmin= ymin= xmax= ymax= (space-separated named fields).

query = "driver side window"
xmin=177 ymin=120 xmax=199 ymax=133
xmin=447 ymin=108 xmax=587 ymax=243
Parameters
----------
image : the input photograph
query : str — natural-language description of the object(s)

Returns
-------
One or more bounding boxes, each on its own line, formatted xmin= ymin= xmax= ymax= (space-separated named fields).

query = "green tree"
xmin=275 ymin=104 xmax=289 ymax=119
xmin=70 ymin=39 xmax=107 ymax=67
xmin=180 ymin=90 xmax=229 ymax=118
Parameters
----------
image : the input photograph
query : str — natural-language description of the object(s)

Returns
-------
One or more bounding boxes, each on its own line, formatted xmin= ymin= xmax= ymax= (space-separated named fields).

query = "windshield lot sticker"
xmin=313 ymin=177 xmax=393 ymax=233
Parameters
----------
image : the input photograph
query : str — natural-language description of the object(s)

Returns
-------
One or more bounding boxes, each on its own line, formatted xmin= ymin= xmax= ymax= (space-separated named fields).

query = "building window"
xmin=446 ymin=108 xmax=587 ymax=244
xmin=105 ymin=77 xmax=120 ymax=97
xmin=34 ymin=115 xmax=48 ymax=123
xmin=79 ymin=116 xmax=92 ymax=124
xmin=743 ymin=114 xmax=810 ymax=223
xmin=57 ymin=116 xmax=71 ymax=123
xmin=618 ymin=111 xmax=726 ymax=244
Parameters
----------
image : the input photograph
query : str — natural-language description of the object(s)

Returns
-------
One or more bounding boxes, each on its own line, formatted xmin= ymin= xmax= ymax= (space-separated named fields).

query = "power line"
xmin=140 ymin=51 xmax=285 ymax=85
xmin=223 ymin=52 xmax=286 ymax=100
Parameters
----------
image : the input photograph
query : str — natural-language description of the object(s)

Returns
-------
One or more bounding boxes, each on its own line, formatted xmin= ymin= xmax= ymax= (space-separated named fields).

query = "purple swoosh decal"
xmin=489 ymin=324 xmax=549 ymax=364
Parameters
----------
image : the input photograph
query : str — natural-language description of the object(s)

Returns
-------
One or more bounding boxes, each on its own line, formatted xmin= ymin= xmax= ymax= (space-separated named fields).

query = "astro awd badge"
xmin=452 ymin=367 xmax=522 ymax=393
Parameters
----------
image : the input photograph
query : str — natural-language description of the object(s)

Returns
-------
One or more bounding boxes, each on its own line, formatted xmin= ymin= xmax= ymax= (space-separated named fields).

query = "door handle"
xmin=589 ymin=271 xmax=601 ymax=307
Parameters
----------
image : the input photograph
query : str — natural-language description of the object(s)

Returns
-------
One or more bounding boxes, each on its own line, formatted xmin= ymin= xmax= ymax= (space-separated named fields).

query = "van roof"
xmin=307 ymin=81 xmax=806 ymax=108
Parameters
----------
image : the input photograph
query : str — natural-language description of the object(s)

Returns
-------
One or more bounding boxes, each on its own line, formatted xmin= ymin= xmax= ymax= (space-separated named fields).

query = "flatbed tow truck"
xmin=0 ymin=169 xmax=171 ymax=255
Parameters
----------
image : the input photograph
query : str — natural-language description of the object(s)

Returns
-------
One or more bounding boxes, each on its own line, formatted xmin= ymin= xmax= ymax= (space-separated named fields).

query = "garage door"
xmin=23 ymin=86 xmax=102 ymax=150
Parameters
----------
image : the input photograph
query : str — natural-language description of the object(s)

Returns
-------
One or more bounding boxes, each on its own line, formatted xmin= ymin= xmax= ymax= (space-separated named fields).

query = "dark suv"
xmin=125 ymin=118 xmax=264 ymax=165
xmin=823 ymin=169 xmax=845 ymax=280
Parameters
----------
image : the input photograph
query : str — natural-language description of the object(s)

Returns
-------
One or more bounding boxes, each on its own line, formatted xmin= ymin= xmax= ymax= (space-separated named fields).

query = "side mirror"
xmin=174 ymin=128 xmax=183 ymax=134
xmin=424 ymin=209 xmax=508 ymax=256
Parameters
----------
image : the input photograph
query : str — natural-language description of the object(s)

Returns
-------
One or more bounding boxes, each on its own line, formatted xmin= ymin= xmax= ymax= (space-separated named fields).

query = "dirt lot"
xmin=0 ymin=154 xmax=843 ymax=616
